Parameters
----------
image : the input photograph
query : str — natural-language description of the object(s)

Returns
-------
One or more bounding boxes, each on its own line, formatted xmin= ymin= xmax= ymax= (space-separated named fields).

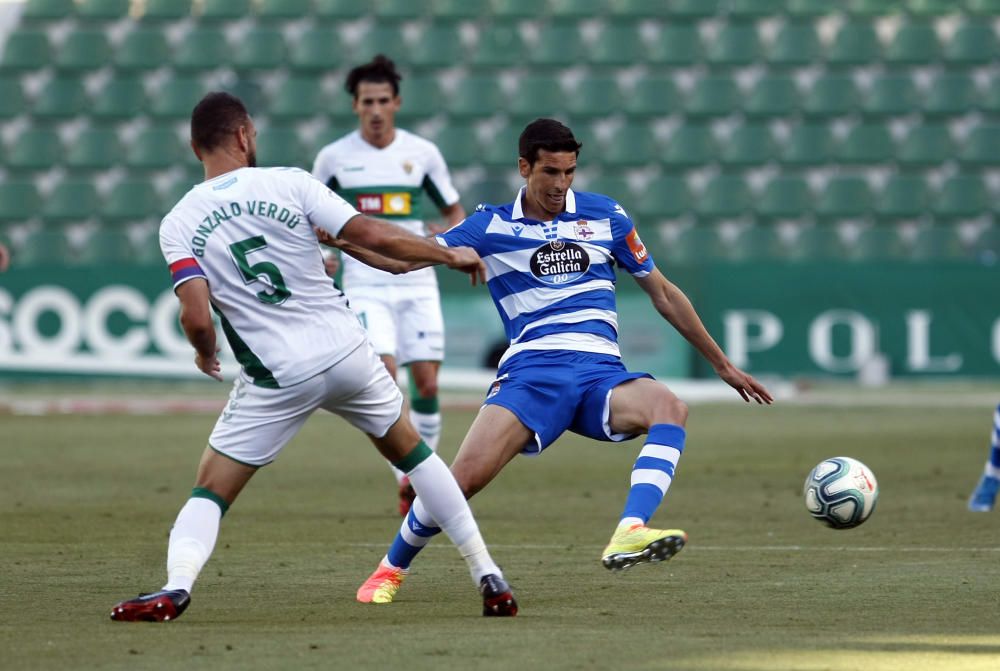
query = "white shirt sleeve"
xmin=298 ymin=171 xmax=361 ymax=238
xmin=424 ymin=143 xmax=460 ymax=209
xmin=159 ymin=216 xmax=191 ymax=266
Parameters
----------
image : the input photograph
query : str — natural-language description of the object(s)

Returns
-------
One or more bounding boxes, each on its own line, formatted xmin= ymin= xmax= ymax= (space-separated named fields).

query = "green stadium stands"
xmin=646 ymin=24 xmax=703 ymax=65
xmin=256 ymin=126 xmax=307 ymax=168
xmin=92 ymin=75 xmax=147 ymax=120
xmin=488 ymin=0 xmax=537 ymax=18
xmin=609 ymin=0 xmax=673 ymax=18
xmin=781 ymin=123 xmax=834 ymax=166
xmin=314 ymin=0 xmax=368 ymax=20
xmin=66 ymin=126 xmax=124 ymax=171
xmin=410 ymin=24 xmax=466 ymax=69
xmin=668 ymin=0 xmax=721 ymax=20
xmin=837 ymin=123 xmax=895 ymax=165
xmin=846 ymin=0 xmax=897 ymax=16
xmin=789 ymin=225 xmax=848 ymax=261
xmin=786 ymin=0 xmax=830 ymax=17
xmin=432 ymin=0 xmax=491 ymax=20
xmin=635 ymin=176 xmax=691 ymax=221
xmin=0 ymin=75 xmax=25 ymax=119
xmin=623 ymin=73 xmax=680 ymax=117
xmin=482 ymin=123 xmax=523 ymax=168
xmin=115 ymin=27 xmax=170 ymax=71
xmin=696 ymin=175 xmax=752 ymax=220
xmin=944 ymin=22 xmax=997 ymax=64
xmin=730 ymin=225 xmax=784 ymax=261
xmin=729 ymin=0 xmax=784 ymax=18
xmin=851 ymin=226 xmax=907 ymax=261
xmin=141 ymin=0 xmax=192 ymax=21
xmin=666 ymin=226 xmax=727 ymax=265
xmin=959 ymin=125 xmax=1000 ymax=166
xmin=706 ymin=23 xmax=762 ymax=67
xmin=932 ymin=175 xmax=989 ymax=220
xmin=200 ymin=0 xmax=253 ymax=22
xmin=768 ymin=23 xmax=822 ymax=68
xmin=395 ymin=74 xmax=444 ymax=122
xmin=875 ymin=175 xmax=929 ymax=220
xmin=911 ymin=225 xmax=967 ymax=260
xmin=966 ymin=0 xmax=1000 ymax=14
xmin=289 ymin=26 xmax=342 ymax=71
xmin=663 ymin=124 xmax=716 ymax=170
xmin=269 ymin=75 xmax=326 ymax=120
xmin=7 ymin=127 xmax=62 ymax=171
xmin=234 ymin=27 xmax=288 ymax=71
xmin=756 ymin=176 xmax=813 ymax=220
xmin=745 ymin=75 xmax=799 ymax=118
xmin=150 ymin=75 xmax=204 ymax=120
xmin=56 ymin=28 xmax=111 ymax=71
xmin=862 ymin=75 xmax=918 ymax=118
xmin=815 ymin=176 xmax=873 ymax=220
xmin=34 ymin=75 xmax=87 ymax=119
xmin=0 ymin=30 xmax=51 ymax=70
xmin=77 ymin=0 xmax=131 ymax=22
xmin=22 ymin=0 xmax=75 ymax=22
xmin=373 ymin=0 xmax=425 ymax=20
xmin=509 ymin=74 xmax=567 ymax=120
xmin=173 ymin=26 xmax=231 ymax=71
xmin=126 ymin=126 xmax=184 ymax=171
xmin=43 ymin=178 xmax=101 ymax=222
xmin=803 ymin=75 xmax=859 ymax=118
xmin=897 ymin=124 xmax=953 ymax=168
xmin=353 ymin=25 xmax=409 ymax=65
xmin=257 ymin=0 xmax=313 ymax=19
xmin=17 ymin=228 xmax=73 ymax=265
xmin=827 ymin=22 xmax=881 ymax=66
xmin=885 ymin=22 xmax=941 ymax=65
xmin=907 ymin=0 xmax=958 ymax=16
xmin=602 ymin=125 xmax=658 ymax=167
xmin=550 ymin=0 xmax=608 ymax=17
xmin=720 ymin=123 xmax=777 ymax=167
xmin=428 ymin=123 xmax=480 ymax=168
xmin=103 ymin=178 xmax=161 ymax=221
xmin=566 ymin=74 xmax=620 ymax=118
xmin=589 ymin=23 xmax=644 ymax=67
xmin=447 ymin=74 xmax=505 ymax=118
xmin=971 ymin=226 xmax=1000 ymax=258
xmin=923 ymin=73 xmax=978 ymax=118
xmin=0 ymin=181 xmax=41 ymax=221
xmin=685 ymin=75 xmax=740 ymax=118
xmin=471 ymin=23 xmax=525 ymax=68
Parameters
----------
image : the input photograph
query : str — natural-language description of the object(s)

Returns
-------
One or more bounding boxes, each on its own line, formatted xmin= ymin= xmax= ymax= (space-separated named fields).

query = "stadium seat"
xmin=509 ymin=74 xmax=568 ymax=121
xmin=77 ymin=229 xmax=134 ymax=266
xmin=684 ymin=75 xmax=740 ymax=118
xmin=662 ymin=124 xmax=716 ymax=169
xmin=646 ymin=24 xmax=703 ymax=66
xmin=875 ymin=175 xmax=929 ymax=220
xmin=906 ymin=0 xmax=958 ymax=15
xmin=837 ymin=123 xmax=895 ymax=165
xmin=234 ymin=28 xmax=287 ymax=71
xmin=352 ymin=25 xmax=410 ymax=65
xmin=126 ymin=126 xmax=184 ymax=171
xmin=410 ymin=24 xmax=466 ymax=69
xmin=623 ymin=73 xmax=681 ymax=117
xmin=482 ymin=123 xmax=524 ymax=168
xmin=706 ymin=23 xmax=762 ymax=67
xmin=174 ymin=27 xmax=232 ymax=71
xmin=428 ymin=123 xmax=480 ymax=168
xmin=77 ymin=0 xmax=130 ymax=21
xmin=432 ymin=0 xmax=490 ymax=19
xmin=17 ymin=228 xmax=73 ymax=266
xmin=910 ymin=225 xmax=966 ymax=260
xmin=971 ymin=225 xmax=1000 ymax=259
xmin=744 ymin=75 xmax=799 ymax=118
xmin=944 ymin=22 xmax=997 ymax=65
xmin=566 ymin=75 xmax=621 ymax=118
xmin=489 ymin=0 xmax=538 ymax=18
xmin=314 ymin=0 xmax=368 ymax=19
xmin=666 ymin=226 xmax=727 ymax=264
xmin=635 ymin=175 xmax=692 ymax=221
xmin=43 ymin=178 xmax=101 ymax=222
xmin=199 ymin=0 xmax=252 ymax=21
xmin=696 ymin=175 xmax=752 ymax=220
xmin=0 ymin=180 xmax=41 ymax=221
xmin=268 ymin=75 xmax=326 ymax=120
xmin=462 ymin=176 xmax=514 ymax=209
xmin=257 ymin=0 xmax=312 ymax=19
xmin=603 ymin=125 xmax=658 ymax=167
xmin=142 ymin=0 xmax=192 ymax=20
xmin=850 ymin=226 xmax=907 ymax=260
xmin=862 ymin=75 xmax=918 ymax=117
xmin=7 ymin=128 xmax=62 ymax=171
xmin=56 ymin=28 xmax=111 ymax=71
xmin=767 ymin=23 xmax=821 ymax=68
xmin=21 ymin=0 xmax=75 ymax=21
xmin=91 ymin=76 xmax=147 ymax=120
xmin=256 ymin=126 xmax=307 ymax=168
xmin=115 ymin=27 xmax=170 ymax=71
xmin=289 ymin=27 xmax=343 ymax=71
xmin=395 ymin=74 xmax=444 ymax=123
xmin=885 ymin=23 xmax=941 ymax=65
xmin=589 ymin=23 xmax=644 ymax=67
xmin=103 ymin=178 xmax=162 ymax=221
xmin=781 ymin=123 xmax=834 ymax=166
xmin=846 ymin=0 xmax=897 ymax=15
xmin=472 ymin=23 xmax=525 ymax=68
xmin=150 ymin=75 xmax=205 ymax=120
xmin=932 ymin=175 xmax=988 ymax=220
xmin=373 ymin=0 xmax=425 ymax=19
xmin=728 ymin=0 xmax=783 ymax=18
xmin=549 ymin=0 xmax=607 ymax=16
xmin=583 ymin=176 xmax=633 ymax=202
xmin=0 ymin=75 xmax=25 ymax=119
xmin=755 ymin=175 xmax=813 ymax=220
xmin=163 ymin=171 xmax=202 ymax=208
xmin=980 ymin=75 xmax=1000 ymax=116
xmin=66 ymin=126 xmax=123 ymax=171
xmin=0 ymin=30 xmax=52 ymax=71
xmin=730 ymin=225 xmax=784 ymax=261
xmin=33 ymin=75 xmax=87 ymax=119
xmin=668 ymin=0 xmax=720 ymax=20
xmin=815 ymin=176 xmax=873 ymax=220
xmin=897 ymin=124 xmax=953 ymax=168
xmin=803 ymin=75 xmax=859 ymax=117
xmin=923 ymin=73 xmax=978 ymax=117
xmin=448 ymin=74 xmax=505 ymax=119
xmin=609 ymin=0 xmax=672 ymax=17
xmin=530 ymin=23 xmax=587 ymax=69
xmin=789 ymin=225 xmax=848 ymax=261
xmin=959 ymin=125 xmax=1000 ymax=166
xmin=720 ymin=123 xmax=776 ymax=167
xmin=966 ymin=0 xmax=1000 ymax=14
xmin=786 ymin=0 xmax=831 ymax=17
xmin=826 ymin=22 xmax=881 ymax=66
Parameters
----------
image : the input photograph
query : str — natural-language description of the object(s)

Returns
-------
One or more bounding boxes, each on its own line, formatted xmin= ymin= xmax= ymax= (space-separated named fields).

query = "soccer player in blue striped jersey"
xmin=967 ymin=403 xmax=1000 ymax=511
xmin=355 ymin=118 xmax=773 ymax=605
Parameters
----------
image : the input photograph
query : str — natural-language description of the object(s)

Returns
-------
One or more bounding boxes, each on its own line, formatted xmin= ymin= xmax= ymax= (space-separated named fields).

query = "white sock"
xmin=985 ymin=462 xmax=1000 ymax=479
xmin=618 ymin=516 xmax=644 ymax=529
xmin=389 ymin=462 xmax=408 ymax=485
xmin=162 ymin=497 xmax=222 ymax=593
xmin=406 ymin=454 xmax=501 ymax=583
xmin=410 ymin=409 xmax=441 ymax=451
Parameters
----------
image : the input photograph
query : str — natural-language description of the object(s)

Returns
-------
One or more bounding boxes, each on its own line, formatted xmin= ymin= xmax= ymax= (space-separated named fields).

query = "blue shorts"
xmin=483 ymin=350 xmax=653 ymax=455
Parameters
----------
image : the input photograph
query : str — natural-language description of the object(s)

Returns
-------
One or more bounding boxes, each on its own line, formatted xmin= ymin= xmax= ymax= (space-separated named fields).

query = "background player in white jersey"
xmin=355 ymin=119 xmax=773 ymax=606
xmin=312 ymin=56 xmax=464 ymax=516
xmin=110 ymin=92 xmax=516 ymax=621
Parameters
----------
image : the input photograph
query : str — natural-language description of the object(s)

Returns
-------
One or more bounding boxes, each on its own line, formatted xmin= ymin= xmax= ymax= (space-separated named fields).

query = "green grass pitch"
xmin=3 ymin=403 xmax=999 ymax=670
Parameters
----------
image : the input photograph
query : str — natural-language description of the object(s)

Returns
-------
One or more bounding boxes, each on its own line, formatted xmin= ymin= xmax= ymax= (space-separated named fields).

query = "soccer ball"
xmin=803 ymin=456 xmax=879 ymax=529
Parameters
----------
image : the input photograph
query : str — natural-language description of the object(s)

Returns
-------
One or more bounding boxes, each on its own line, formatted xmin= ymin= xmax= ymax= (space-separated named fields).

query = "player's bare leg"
xmin=111 ymin=448 xmax=256 ymax=622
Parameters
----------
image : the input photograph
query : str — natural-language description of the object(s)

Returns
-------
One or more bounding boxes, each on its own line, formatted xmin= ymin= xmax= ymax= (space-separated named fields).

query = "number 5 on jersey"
xmin=229 ymin=236 xmax=292 ymax=305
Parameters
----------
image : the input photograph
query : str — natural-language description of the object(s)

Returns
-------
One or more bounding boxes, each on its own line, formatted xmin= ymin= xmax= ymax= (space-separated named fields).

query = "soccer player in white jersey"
xmin=109 ymin=92 xmax=517 ymax=621
xmin=312 ymin=56 xmax=463 ymax=517
xmin=967 ymin=403 xmax=1000 ymax=511
xmin=355 ymin=118 xmax=773 ymax=605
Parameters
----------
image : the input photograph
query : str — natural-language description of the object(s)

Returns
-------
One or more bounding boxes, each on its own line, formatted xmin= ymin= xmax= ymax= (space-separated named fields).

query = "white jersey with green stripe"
xmin=311 ymin=128 xmax=460 ymax=288
xmin=159 ymin=166 xmax=368 ymax=389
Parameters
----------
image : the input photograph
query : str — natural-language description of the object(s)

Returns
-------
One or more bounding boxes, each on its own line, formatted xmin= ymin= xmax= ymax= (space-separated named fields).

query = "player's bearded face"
xmin=521 ymin=150 xmax=577 ymax=219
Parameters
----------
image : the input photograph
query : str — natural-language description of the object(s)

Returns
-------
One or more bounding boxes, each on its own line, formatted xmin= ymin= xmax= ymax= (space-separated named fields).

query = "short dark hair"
xmin=190 ymin=91 xmax=251 ymax=152
xmin=518 ymin=118 xmax=582 ymax=166
xmin=345 ymin=54 xmax=402 ymax=98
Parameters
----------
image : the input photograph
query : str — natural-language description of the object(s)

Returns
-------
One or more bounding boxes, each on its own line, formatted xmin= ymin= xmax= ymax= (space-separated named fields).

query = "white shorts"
xmin=208 ymin=342 xmax=403 ymax=466
xmin=345 ymin=284 xmax=444 ymax=365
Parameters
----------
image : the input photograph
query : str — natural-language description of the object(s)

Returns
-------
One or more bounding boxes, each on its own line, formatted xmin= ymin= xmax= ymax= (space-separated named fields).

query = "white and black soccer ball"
xmin=803 ymin=456 xmax=879 ymax=529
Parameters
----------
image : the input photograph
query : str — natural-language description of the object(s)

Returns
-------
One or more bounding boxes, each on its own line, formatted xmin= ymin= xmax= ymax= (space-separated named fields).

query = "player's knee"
xmin=414 ymin=378 xmax=438 ymax=400
xmin=652 ymin=390 xmax=687 ymax=427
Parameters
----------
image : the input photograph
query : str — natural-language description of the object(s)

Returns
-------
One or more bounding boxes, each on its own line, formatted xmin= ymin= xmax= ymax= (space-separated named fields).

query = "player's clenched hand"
xmin=315 ymin=228 xmax=346 ymax=249
xmin=196 ymin=348 xmax=223 ymax=382
xmin=446 ymin=246 xmax=487 ymax=286
xmin=715 ymin=362 xmax=773 ymax=405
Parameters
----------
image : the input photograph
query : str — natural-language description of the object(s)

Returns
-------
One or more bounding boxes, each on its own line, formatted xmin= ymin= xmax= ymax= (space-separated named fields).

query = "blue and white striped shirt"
xmin=437 ymin=187 xmax=654 ymax=366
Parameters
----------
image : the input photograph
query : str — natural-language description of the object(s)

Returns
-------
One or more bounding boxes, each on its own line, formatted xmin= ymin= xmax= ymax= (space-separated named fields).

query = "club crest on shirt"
xmin=530 ymin=240 xmax=590 ymax=285
xmin=402 ymin=160 xmax=414 ymax=175
xmin=574 ymin=221 xmax=594 ymax=240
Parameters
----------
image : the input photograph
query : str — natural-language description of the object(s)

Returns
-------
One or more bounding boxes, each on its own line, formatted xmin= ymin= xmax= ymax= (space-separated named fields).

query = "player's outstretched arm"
xmin=634 ymin=269 xmax=773 ymax=404
xmin=337 ymin=214 xmax=485 ymax=284
xmin=175 ymin=278 xmax=222 ymax=381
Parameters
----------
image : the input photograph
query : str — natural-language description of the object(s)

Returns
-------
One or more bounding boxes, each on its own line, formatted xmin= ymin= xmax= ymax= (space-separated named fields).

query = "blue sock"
xmin=987 ymin=404 xmax=1000 ymax=473
xmin=620 ymin=424 xmax=686 ymax=524
xmin=386 ymin=498 xmax=441 ymax=569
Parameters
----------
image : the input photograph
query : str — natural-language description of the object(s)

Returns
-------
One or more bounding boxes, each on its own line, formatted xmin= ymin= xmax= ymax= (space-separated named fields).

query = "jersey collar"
xmin=511 ymin=186 xmax=577 ymax=221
